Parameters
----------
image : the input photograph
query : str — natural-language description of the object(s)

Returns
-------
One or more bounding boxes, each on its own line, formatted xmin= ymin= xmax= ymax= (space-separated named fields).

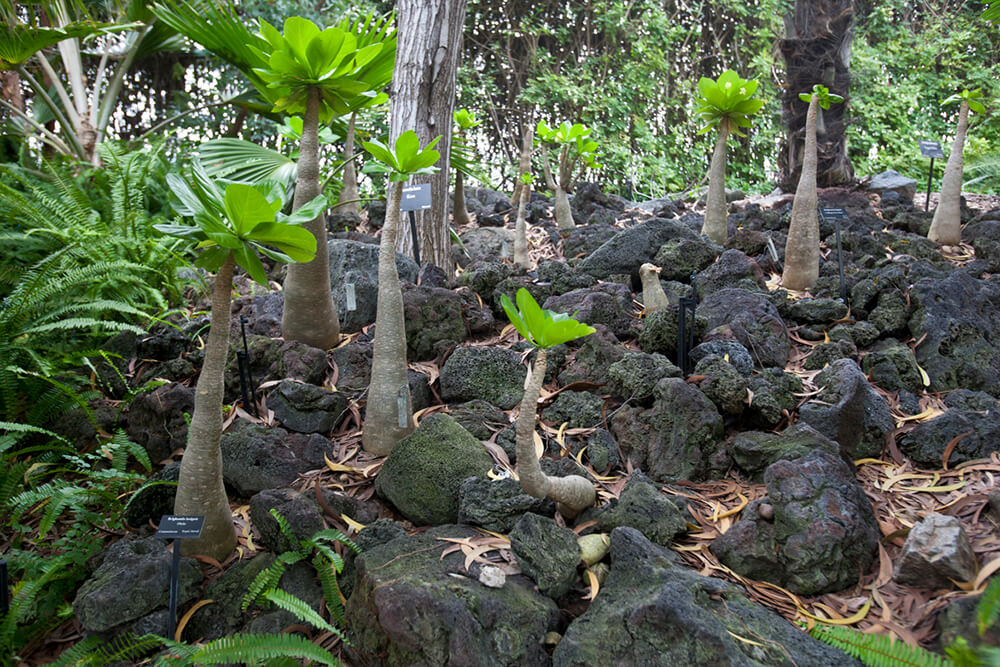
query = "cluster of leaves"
xmin=694 ymin=70 xmax=765 ymax=136
xmin=535 ymin=120 xmax=602 ymax=170
xmin=500 ymin=287 xmax=596 ymax=349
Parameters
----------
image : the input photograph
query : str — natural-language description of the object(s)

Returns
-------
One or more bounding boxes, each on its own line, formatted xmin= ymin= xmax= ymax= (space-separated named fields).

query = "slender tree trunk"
xmin=701 ymin=118 xmax=730 ymax=244
xmin=783 ymin=96 xmax=820 ymax=291
xmin=2 ymin=71 xmax=24 ymax=112
xmin=553 ymin=186 xmax=574 ymax=230
xmin=453 ymin=169 xmax=471 ymax=226
xmin=515 ymin=348 xmax=595 ymax=516
xmin=175 ymin=254 xmax=237 ymax=560
xmin=928 ymin=100 xmax=969 ymax=246
xmin=362 ymin=183 xmax=414 ymax=455
xmin=336 ymin=112 xmax=360 ymax=218
xmin=513 ymin=183 xmax=531 ymax=268
xmin=282 ymin=88 xmax=341 ymax=349
xmin=390 ymin=0 xmax=467 ymax=273
xmin=511 ymin=121 xmax=534 ymax=205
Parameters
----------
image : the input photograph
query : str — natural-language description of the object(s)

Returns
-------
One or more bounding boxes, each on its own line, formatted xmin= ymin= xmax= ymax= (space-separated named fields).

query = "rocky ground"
xmin=25 ymin=178 xmax=1000 ymax=665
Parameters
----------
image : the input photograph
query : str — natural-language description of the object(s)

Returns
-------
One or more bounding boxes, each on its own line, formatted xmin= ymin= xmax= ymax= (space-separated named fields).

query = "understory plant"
xmin=452 ymin=108 xmax=482 ymax=226
xmin=694 ymin=70 xmax=764 ymax=244
xmin=536 ymin=120 xmax=601 ymax=230
xmin=927 ymin=89 xmax=987 ymax=246
xmin=783 ymin=84 xmax=843 ymax=292
xmin=513 ymin=171 xmax=533 ymax=269
xmin=360 ymin=130 xmax=440 ymax=456
xmin=500 ymin=288 xmax=596 ymax=515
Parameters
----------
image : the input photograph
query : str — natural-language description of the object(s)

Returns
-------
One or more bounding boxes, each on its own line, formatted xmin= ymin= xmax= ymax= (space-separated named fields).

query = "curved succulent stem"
xmin=928 ymin=100 xmax=969 ymax=246
xmin=783 ymin=95 xmax=820 ymax=292
xmin=702 ymin=117 xmax=730 ymax=244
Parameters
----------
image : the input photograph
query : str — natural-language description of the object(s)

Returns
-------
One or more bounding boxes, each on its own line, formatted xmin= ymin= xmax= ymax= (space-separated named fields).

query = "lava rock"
xmin=693 ymin=354 xmax=749 ymax=416
xmin=457 ymin=477 xmax=556 ymax=533
xmin=543 ymin=390 xmax=605 ymax=429
xmin=652 ymin=237 xmax=721 ymax=282
xmin=900 ymin=408 xmax=1000 ymax=468
xmin=401 ymin=283 xmax=466 ymax=361
xmin=694 ymin=249 xmax=766 ymax=300
xmin=558 ymin=324 xmax=625 ymax=385
xmin=220 ymin=422 xmax=329 ymax=497
xmin=225 ymin=335 xmax=327 ymax=403
xmin=728 ymin=423 xmax=839 ymax=481
xmin=689 ymin=340 xmax=754 ymax=377
xmin=606 ymin=351 xmax=682 ymax=404
xmin=862 ymin=339 xmax=924 ymax=393
xmin=868 ymin=170 xmax=917 ymax=204
xmin=440 ymin=346 xmax=526 ymax=410
xmin=268 ymin=380 xmax=348 ymax=434
xmin=543 ymin=282 xmax=636 ymax=339
xmin=328 ymin=239 xmax=420 ymax=333
xmin=578 ymin=217 xmax=699 ymax=282
xmin=745 ymin=369 xmax=802 ymax=428
xmin=894 ymin=513 xmax=977 ymax=589
xmin=579 ymin=471 xmax=687 ymax=546
xmin=248 ymin=488 xmax=325 ymax=553
xmin=510 ymin=513 xmax=580 ymax=599
xmin=697 ymin=288 xmax=789 ymax=368
xmin=126 ymin=383 xmax=194 ymax=463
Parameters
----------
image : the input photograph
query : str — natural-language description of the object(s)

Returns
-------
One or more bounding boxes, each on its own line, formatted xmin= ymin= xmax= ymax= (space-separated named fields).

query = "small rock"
xmin=894 ymin=513 xmax=977 ymax=589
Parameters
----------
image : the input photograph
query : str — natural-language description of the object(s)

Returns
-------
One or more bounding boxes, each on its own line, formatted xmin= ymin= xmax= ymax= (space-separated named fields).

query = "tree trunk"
xmin=513 ymin=184 xmax=531 ymax=269
xmin=783 ymin=96 xmax=820 ymax=292
xmin=390 ymin=0 xmax=467 ymax=273
xmin=510 ymin=121 xmax=534 ymax=205
xmin=927 ymin=100 xmax=969 ymax=246
xmin=639 ymin=263 xmax=669 ymax=312
xmin=362 ymin=183 xmax=414 ymax=455
xmin=553 ymin=186 xmax=574 ymax=230
xmin=282 ymin=88 xmax=341 ymax=349
xmin=777 ymin=0 xmax=855 ymax=189
xmin=514 ymin=348 xmax=596 ymax=516
xmin=701 ymin=118 xmax=730 ymax=244
xmin=453 ymin=169 xmax=470 ymax=226
xmin=336 ymin=112 xmax=360 ymax=218
xmin=175 ymin=253 xmax=237 ymax=561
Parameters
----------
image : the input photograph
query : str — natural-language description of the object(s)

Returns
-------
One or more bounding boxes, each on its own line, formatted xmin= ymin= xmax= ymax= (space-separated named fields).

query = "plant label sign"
xmin=819 ymin=207 xmax=849 ymax=221
xmin=345 ymin=283 xmax=357 ymax=312
xmin=156 ymin=515 xmax=205 ymax=540
xmin=918 ymin=140 xmax=945 ymax=159
xmin=400 ymin=184 xmax=431 ymax=212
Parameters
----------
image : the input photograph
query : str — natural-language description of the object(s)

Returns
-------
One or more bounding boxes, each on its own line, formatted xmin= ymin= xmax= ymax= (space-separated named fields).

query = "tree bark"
xmin=282 ymin=87 xmax=341 ymax=349
xmin=927 ymin=100 xmax=969 ymax=246
xmin=336 ymin=112 xmax=360 ymax=218
xmin=390 ymin=0 xmax=467 ymax=274
xmin=701 ymin=118 xmax=730 ymax=244
xmin=175 ymin=253 xmax=237 ymax=560
xmin=783 ymin=96 xmax=820 ymax=292
xmin=362 ymin=183 xmax=414 ymax=455
xmin=515 ymin=348 xmax=596 ymax=516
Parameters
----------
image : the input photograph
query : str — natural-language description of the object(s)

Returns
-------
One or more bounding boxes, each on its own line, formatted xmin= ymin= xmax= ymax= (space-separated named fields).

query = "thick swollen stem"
xmin=336 ymin=112 xmax=360 ymax=218
xmin=553 ymin=186 xmax=574 ymax=230
xmin=362 ymin=183 xmax=414 ymax=455
xmin=928 ymin=100 xmax=969 ymax=246
xmin=514 ymin=348 xmax=596 ymax=516
xmin=783 ymin=96 xmax=820 ymax=292
xmin=514 ymin=185 xmax=531 ymax=269
xmin=282 ymin=88 xmax=341 ymax=349
xmin=453 ymin=170 xmax=471 ymax=226
xmin=701 ymin=118 xmax=730 ymax=244
xmin=511 ymin=122 xmax=534 ymax=206
xmin=175 ymin=254 xmax=237 ymax=560
xmin=639 ymin=263 xmax=669 ymax=312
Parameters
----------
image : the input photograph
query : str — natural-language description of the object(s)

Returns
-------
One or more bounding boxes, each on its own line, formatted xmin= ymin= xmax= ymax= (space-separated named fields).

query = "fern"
xmin=262 ymin=588 xmax=341 ymax=636
xmin=315 ymin=553 xmax=347 ymax=625
xmin=807 ymin=623 xmax=949 ymax=667
xmin=172 ymin=632 xmax=340 ymax=666
xmin=103 ymin=429 xmax=152 ymax=473
xmin=242 ymin=552 xmax=305 ymax=612
xmin=978 ymin=578 xmax=1000 ymax=636
xmin=46 ymin=631 xmax=165 ymax=666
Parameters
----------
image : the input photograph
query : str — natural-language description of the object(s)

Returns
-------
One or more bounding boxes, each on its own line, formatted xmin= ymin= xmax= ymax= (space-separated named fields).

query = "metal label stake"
xmin=238 ymin=315 xmax=257 ymax=416
xmin=156 ymin=515 xmax=204 ymax=641
xmin=401 ymin=183 xmax=431 ymax=266
xmin=819 ymin=207 xmax=849 ymax=303
xmin=919 ymin=140 xmax=945 ymax=212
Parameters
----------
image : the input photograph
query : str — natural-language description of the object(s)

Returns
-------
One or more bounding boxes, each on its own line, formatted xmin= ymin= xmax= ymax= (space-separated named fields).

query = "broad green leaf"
xmin=194 ymin=246 xmax=229 ymax=271
xmin=247 ymin=223 xmax=316 ymax=262
xmin=540 ymin=318 xmax=597 ymax=348
xmin=224 ymin=183 xmax=275 ymax=236
xmin=235 ymin=243 xmax=269 ymax=286
xmin=499 ymin=293 xmax=533 ymax=344
xmin=516 ymin=288 xmax=547 ymax=343
xmin=283 ymin=16 xmax=321 ymax=65
xmin=395 ymin=130 xmax=420 ymax=163
xmin=361 ymin=139 xmax=397 ymax=170
xmin=282 ymin=194 xmax=328 ymax=226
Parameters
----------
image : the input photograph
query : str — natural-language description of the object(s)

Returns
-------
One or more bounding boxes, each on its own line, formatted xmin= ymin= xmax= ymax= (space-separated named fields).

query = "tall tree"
xmin=389 ymin=0 xmax=466 ymax=273
xmin=777 ymin=0 xmax=855 ymax=190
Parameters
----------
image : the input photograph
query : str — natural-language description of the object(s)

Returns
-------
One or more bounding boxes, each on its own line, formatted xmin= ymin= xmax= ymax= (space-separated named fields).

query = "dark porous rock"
xmin=571 ymin=182 xmax=626 ymax=224
xmin=745 ymin=369 xmax=802 ymax=428
xmin=268 ymin=380 xmax=347 ymax=434
xmin=803 ymin=339 xmax=858 ymax=371
xmin=862 ymin=339 xmax=924 ymax=393
xmin=329 ymin=239 xmax=419 ymax=333
xmin=123 ymin=462 xmax=179 ymax=528
xmin=900 ymin=408 xmax=1000 ymax=468
xmin=578 ymin=217 xmax=699 ymax=281
xmin=724 ymin=228 xmax=769 ymax=257
xmin=134 ymin=357 xmax=195 ymax=386
xmin=944 ymin=389 xmax=999 ymax=412
xmin=798 ymin=359 xmax=893 ymax=460
xmin=611 ymin=377 xmax=725 ymax=482
xmin=690 ymin=340 xmax=754 ymax=377
xmin=440 ymin=346 xmax=526 ymax=410
xmin=711 ymin=449 xmax=879 ymax=595
xmin=788 ymin=297 xmax=849 ymax=325
xmin=543 ymin=390 xmax=605 ymax=429
xmin=339 ymin=518 xmax=409 ymax=600
xmin=936 ymin=595 xmax=1000 ymax=654
xmin=893 ymin=513 xmax=977 ymax=589
xmin=221 ymin=422 xmax=329 ymax=497
xmin=417 ymin=262 xmax=450 ymax=289
xmin=243 ymin=291 xmax=285 ymax=337
xmin=471 ymin=187 xmax=513 ymax=214
xmin=457 ymin=260 xmax=513 ymax=307
xmin=126 ymin=382 xmax=194 ymax=462
xmin=318 ymin=488 xmax=383 ymax=526
xmin=401 ymin=283 xmax=466 ymax=361
xmin=184 ymin=552 xmax=276 ymax=640
xmin=542 ymin=282 xmax=636 ymax=339
xmin=456 ymin=227 xmax=516 ymax=263
xmin=73 ymin=537 xmax=202 ymax=633
xmin=326 ymin=210 xmax=361 ymax=233
xmin=558 ymin=324 xmax=625 ymax=385
xmin=458 ymin=477 xmax=555 ymax=533
xmin=408 ymin=367 xmax=433 ymax=414
xmin=136 ymin=325 xmax=191 ymax=361
xmin=345 ymin=525 xmax=560 ymax=667
xmin=580 ymin=471 xmax=686 ymax=546
xmin=225 ymin=335 xmax=327 ymax=403
xmin=693 ymin=354 xmax=749 ymax=416
xmin=698 ymin=288 xmax=789 ymax=368
xmin=606 ymin=351 xmax=682 ymax=404
xmin=455 ymin=286 xmax=495 ymax=335
xmin=584 ymin=428 xmax=621 ymax=472
xmin=375 ymin=414 xmax=493 ymax=525
xmin=249 ymin=488 xmax=325 ymax=553
xmin=449 ymin=399 xmax=508 ymax=440
xmin=652 ymin=237 xmax=721 ymax=282
xmin=908 ymin=271 xmax=1000 ymax=396
xmin=967 ymin=220 xmax=1000 ymax=271
xmin=868 ymin=290 xmax=911 ymax=337
xmin=553 ymin=527 xmax=860 ymax=666
xmin=492 ymin=276 xmax=553 ymax=318
xmin=560 ymin=222 xmax=619 ymax=260
xmin=728 ymin=423 xmax=839 ymax=481
xmin=868 ymin=169 xmax=917 ymax=203
xmin=92 ymin=331 xmax=136 ymax=399
xmin=510 ymin=513 xmax=581 ymax=599
xmin=637 ymin=305 xmax=707 ymax=359
xmin=365 ymin=199 xmax=386 ymax=229
xmin=537 ymin=259 xmax=597 ymax=294
xmin=695 ymin=249 xmax=766 ymax=300
xmin=828 ymin=320 xmax=880 ymax=348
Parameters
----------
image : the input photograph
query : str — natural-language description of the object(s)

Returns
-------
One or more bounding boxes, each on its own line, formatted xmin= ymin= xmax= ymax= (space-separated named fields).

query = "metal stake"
xmin=408 ymin=210 xmax=421 ymax=265
xmin=166 ymin=542 xmax=181 ymax=640
xmin=925 ymin=157 xmax=935 ymax=212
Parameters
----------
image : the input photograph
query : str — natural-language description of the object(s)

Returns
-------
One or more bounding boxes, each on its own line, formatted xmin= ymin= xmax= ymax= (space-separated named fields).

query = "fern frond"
xmin=978 ymin=577 xmax=1000 ymax=636
xmin=807 ymin=623 xmax=949 ymax=667
xmin=242 ymin=559 xmax=289 ymax=612
xmin=269 ymin=508 xmax=298 ymax=547
xmin=46 ymin=631 xmax=164 ymax=666
xmin=103 ymin=429 xmax=152 ymax=473
xmin=314 ymin=553 xmax=346 ymax=625
xmin=188 ymin=632 xmax=339 ymax=666
xmin=311 ymin=528 xmax=360 ymax=555
xmin=262 ymin=588 xmax=341 ymax=636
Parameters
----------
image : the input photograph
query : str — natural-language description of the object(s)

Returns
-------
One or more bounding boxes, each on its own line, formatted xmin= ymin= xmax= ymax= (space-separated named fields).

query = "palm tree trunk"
xmin=174 ymin=253 xmax=237 ymax=560
xmin=514 ymin=184 xmax=531 ymax=269
xmin=362 ymin=183 xmax=414 ymax=455
xmin=928 ymin=100 xmax=969 ymax=246
xmin=515 ymin=348 xmax=595 ymax=516
xmin=702 ymin=118 xmax=730 ymax=244
xmin=336 ymin=112 xmax=360 ymax=217
xmin=453 ymin=170 xmax=471 ymax=226
xmin=782 ymin=96 xmax=820 ymax=292
xmin=282 ymin=88 xmax=341 ymax=349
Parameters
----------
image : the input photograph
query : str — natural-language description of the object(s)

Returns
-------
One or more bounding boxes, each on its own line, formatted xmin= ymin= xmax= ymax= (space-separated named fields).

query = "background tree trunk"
xmin=702 ymin=118 xmax=730 ymax=244
xmin=927 ymin=100 xmax=969 ymax=246
xmin=453 ymin=170 xmax=470 ymax=226
xmin=390 ymin=0 xmax=467 ymax=274
xmin=510 ymin=121 xmax=534 ymax=205
xmin=336 ymin=112 xmax=360 ymax=218
xmin=778 ymin=0 xmax=855 ymax=190
xmin=783 ymin=96 xmax=821 ymax=291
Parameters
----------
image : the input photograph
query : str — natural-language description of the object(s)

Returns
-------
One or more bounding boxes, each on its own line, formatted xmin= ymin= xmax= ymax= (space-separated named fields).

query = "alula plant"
xmin=927 ymin=88 xmax=987 ymax=246
xmin=694 ymin=70 xmax=764 ymax=244
xmin=513 ymin=171 xmax=533 ymax=269
xmin=783 ymin=84 xmax=843 ymax=292
xmin=155 ymin=162 xmax=322 ymax=559
xmin=500 ymin=288 xmax=596 ymax=516
xmin=536 ymin=120 xmax=601 ymax=230
xmin=361 ymin=130 xmax=441 ymax=455
xmin=452 ymin=108 xmax=482 ymax=227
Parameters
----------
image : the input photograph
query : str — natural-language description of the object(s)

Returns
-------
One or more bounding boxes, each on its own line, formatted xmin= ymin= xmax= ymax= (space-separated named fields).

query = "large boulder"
xmin=542 ymin=283 xmax=635 ymax=339
xmin=552 ymin=527 xmax=860 ymax=666
xmin=440 ymin=346 xmax=526 ymax=409
xmin=509 ymin=513 xmax=580 ymax=599
xmin=125 ymin=383 xmax=194 ymax=463
xmin=697 ymin=289 xmax=789 ymax=368
xmin=728 ymin=423 xmax=839 ymax=481
xmin=401 ymin=283 xmax=466 ymax=361
xmin=220 ymin=422 xmax=329 ymax=497
xmin=900 ymin=407 xmax=1000 ymax=468
xmin=578 ymin=217 xmax=699 ymax=282
xmin=868 ymin=169 xmax=917 ymax=204
xmin=328 ymin=239 xmax=420 ymax=333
